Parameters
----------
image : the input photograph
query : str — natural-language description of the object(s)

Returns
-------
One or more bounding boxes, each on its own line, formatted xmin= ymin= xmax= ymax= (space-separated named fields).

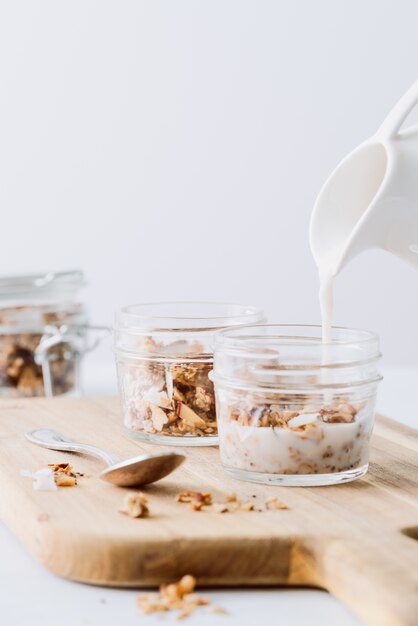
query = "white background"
xmin=0 ymin=4 xmax=417 ymax=624
xmin=0 ymin=0 xmax=417 ymax=372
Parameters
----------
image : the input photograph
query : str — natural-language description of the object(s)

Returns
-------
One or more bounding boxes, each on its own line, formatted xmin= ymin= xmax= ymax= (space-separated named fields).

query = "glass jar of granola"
xmin=0 ymin=270 xmax=106 ymax=398
xmin=211 ymin=325 xmax=382 ymax=485
xmin=115 ymin=302 xmax=265 ymax=445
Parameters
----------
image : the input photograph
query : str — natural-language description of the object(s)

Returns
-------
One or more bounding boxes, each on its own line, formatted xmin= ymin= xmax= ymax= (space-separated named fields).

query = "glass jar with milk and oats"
xmin=211 ymin=324 xmax=382 ymax=486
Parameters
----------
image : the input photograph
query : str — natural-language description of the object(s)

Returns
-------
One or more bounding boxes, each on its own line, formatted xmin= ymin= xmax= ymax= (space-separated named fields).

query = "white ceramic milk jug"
xmin=310 ymin=80 xmax=418 ymax=276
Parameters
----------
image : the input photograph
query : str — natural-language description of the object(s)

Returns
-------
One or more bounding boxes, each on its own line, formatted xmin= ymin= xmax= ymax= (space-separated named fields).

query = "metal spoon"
xmin=25 ymin=429 xmax=185 ymax=487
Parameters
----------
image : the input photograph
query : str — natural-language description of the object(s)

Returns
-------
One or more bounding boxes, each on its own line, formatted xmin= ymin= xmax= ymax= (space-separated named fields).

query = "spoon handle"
xmin=25 ymin=429 xmax=120 ymax=467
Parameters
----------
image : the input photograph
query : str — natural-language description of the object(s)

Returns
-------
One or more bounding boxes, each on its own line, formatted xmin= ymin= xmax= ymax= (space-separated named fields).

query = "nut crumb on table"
xmin=137 ymin=575 xmax=226 ymax=620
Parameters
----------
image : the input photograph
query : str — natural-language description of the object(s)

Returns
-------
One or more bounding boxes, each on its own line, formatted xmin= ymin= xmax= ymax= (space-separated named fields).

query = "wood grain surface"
xmin=0 ymin=396 xmax=417 ymax=626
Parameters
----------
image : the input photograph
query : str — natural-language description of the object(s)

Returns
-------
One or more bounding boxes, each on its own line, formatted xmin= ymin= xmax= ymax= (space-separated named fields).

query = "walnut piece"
xmin=176 ymin=490 xmax=213 ymax=511
xmin=54 ymin=473 xmax=77 ymax=487
xmin=318 ymin=402 xmax=357 ymax=423
xmin=161 ymin=574 xmax=196 ymax=602
xmin=119 ymin=492 xmax=149 ymax=518
xmin=137 ymin=575 xmax=219 ymax=620
xmin=48 ymin=462 xmax=77 ymax=487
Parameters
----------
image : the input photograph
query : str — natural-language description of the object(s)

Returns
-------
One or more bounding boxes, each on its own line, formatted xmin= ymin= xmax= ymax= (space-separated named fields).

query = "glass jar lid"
xmin=0 ymin=270 xmax=85 ymax=305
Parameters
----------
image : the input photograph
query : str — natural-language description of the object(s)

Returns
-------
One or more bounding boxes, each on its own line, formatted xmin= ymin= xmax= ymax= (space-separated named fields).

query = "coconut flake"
xmin=21 ymin=467 xmax=57 ymax=491
xmin=177 ymin=402 xmax=206 ymax=428
xmin=165 ymin=366 xmax=174 ymax=402
xmin=287 ymin=413 xmax=318 ymax=429
xmin=143 ymin=386 xmax=171 ymax=409
xmin=150 ymin=404 xmax=169 ymax=431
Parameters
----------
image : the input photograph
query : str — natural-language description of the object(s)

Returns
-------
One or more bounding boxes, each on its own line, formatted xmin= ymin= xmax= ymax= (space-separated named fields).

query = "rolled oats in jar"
xmin=0 ymin=270 xmax=105 ymax=398
xmin=211 ymin=324 xmax=382 ymax=485
xmin=115 ymin=302 xmax=264 ymax=445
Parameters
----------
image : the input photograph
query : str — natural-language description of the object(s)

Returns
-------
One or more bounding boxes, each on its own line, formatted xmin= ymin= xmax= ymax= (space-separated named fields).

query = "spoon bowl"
xmin=25 ymin=429 xmax=185 ymax=487
xmin=100 ymin=452 xmax=185 ymax=487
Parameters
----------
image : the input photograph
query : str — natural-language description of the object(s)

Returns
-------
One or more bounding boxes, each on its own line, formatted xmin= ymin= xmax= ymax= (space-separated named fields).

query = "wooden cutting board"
xmin=0 ymin=396 xmax=417 ymax=626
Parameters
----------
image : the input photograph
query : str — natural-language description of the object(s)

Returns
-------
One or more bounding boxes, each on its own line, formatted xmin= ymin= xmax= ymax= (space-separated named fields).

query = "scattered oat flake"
xmin=226 ymin=493 xmax=237 ymax=503
xmin=119 ymin=492 xmax=149 ymax=518
xmin=265 ymin=496 xmax=289 ymax=510
xmin=212 ymin=503 xmax=229 ymax=513
xmin=210 ymin=606 xmax=228 ymax=615
xmin=240 ymin=502 xmax=255 ymax=512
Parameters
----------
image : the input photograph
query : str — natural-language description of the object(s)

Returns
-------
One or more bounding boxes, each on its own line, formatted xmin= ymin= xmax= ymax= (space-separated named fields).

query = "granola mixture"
xmin=119 ymin=340 xmax=217 ymax=438
xmin=136 ymin=575 xmax=225 ymax=619
xmin=0 ymin=306 xmax=80 ymax=397
xmin=217 ymin=395 xmax=374 ymax=475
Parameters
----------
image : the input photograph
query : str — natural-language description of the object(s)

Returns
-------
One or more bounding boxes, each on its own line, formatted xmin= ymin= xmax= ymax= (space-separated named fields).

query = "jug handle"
xmin=377 ymin=79 xmax=418 ymax=140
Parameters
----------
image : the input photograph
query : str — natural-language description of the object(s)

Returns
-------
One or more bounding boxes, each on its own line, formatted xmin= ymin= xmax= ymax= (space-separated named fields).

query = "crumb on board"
xmin=48 ymin=464 xmax=77 ymax=487
xmin=176 ymin=490 xmax=213 ymax=511
xmin=176 ymin=490 xmax=289 ymax=513
xmin=212 ymin=503 xmax=229 ymax=514
xmin=119 ymin=492 xmax=149 ymax=518
xmin=239 ymin=502 xmax=255 ymax=512
xmin=21 ymin=462 xmax=80 ymax=491
xmin=265 ymin=496 xmax=289 ymax=510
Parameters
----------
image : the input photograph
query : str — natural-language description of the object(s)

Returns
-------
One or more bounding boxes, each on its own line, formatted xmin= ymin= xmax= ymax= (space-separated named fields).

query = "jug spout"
xmin=309 ymin=140 xmax=389 ymax=275
xmin=310 ymin=80 xmax=418 ymax=276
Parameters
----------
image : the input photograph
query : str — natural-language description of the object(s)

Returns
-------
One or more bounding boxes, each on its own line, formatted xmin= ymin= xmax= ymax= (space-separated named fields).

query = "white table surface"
xmin=1 ymin=363 xmax=416 ymax=626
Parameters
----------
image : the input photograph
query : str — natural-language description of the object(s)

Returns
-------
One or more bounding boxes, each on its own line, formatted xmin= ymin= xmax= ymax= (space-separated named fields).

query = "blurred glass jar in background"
xmin=0 ymin=270 xmax=107 ymax=398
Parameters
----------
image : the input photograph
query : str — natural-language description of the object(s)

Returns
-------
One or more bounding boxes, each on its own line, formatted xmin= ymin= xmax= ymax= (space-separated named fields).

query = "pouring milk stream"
xmin=310 ymin=80 xmax=418 ymax=343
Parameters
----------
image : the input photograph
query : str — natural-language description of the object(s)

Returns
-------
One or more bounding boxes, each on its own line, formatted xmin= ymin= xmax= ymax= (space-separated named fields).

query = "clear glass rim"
xmin=214 ymin=323 xmax=380 ymax=350
xmin=0 ymin=269 xmax=85 ymax=302
xmin=116 ymin=301 xmax=265 ymax=331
